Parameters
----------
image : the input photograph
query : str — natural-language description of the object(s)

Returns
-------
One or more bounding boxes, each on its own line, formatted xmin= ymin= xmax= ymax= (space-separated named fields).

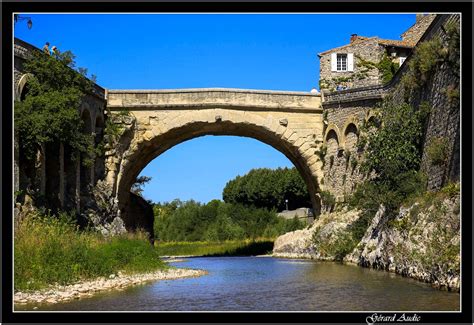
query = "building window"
xmin=331 ymin=52 xmax=353 ymax=72
xmin=337 ymin=54 xmax=348 ymax=71
xmin=399 ymin=56 xmax=407 ymax=66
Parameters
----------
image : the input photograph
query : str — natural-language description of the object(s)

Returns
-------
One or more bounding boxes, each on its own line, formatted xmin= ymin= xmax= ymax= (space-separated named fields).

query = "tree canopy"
xmin=222 ymin=167 xmax=311 ymax=211
xmin=153 ymin=199 xmax=305 ymax=242
xmin=15 ymin=49 xmax=97 ymax=165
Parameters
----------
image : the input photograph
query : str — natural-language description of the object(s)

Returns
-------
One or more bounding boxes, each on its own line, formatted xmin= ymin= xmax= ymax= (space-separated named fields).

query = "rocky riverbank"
xmin=14 ymin=267 xmax=207 ymax=306
xmin=273 ymin=208 xmax=361 ymax=261
xmin=273 ymin=194 xmax=460 ymax=291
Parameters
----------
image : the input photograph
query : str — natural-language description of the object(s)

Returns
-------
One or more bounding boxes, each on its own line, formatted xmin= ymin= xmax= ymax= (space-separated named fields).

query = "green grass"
xmin=154 ymin=239 xmax=274 ymax=257
xmin=14 ymin=212 xmax=167 ymax=292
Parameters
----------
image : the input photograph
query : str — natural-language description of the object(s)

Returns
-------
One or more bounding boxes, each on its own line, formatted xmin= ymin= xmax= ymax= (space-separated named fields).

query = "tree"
xmin=131 ymin=176 xmax=152 ymax=197
xmin=222 ymin=167 xmax=311 ymax=211
xmin=15 ymin=49 xmax=98 ymax=166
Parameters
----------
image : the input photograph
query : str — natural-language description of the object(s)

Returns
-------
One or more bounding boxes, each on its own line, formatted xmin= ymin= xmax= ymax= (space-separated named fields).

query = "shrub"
xmin=378 ymin=53 xmax=400 ymax=84
xmin=312 ymin=228 xmax=357 ymax=261
xmin=315 ymin=145 xmax=327 ymax=164
xmin=319 ymin=190 xmax=336 ymax=212
xmin=441 ymin=182 xmax=460 ymax=198
xmin=445 ymin=85 xmax=460 ymax=106
xmin=14 ymin=211 xmax=166 ymax=291
xmin=426 ymin=137 xmax=449 ymax=166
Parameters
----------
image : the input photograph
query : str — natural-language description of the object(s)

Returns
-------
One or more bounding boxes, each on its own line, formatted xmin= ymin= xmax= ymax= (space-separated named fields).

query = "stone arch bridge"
xmin=14 ymin=37 xmax=366 ymax=234
xmin=104 ymin=88 xmax=333 ymax=230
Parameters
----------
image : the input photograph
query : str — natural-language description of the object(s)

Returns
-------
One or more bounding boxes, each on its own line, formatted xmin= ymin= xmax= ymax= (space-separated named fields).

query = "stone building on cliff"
xmin=320 ymin=14 xmax=460 ymax=199
xmin=318 ymin=14 xmax=436 ymax=91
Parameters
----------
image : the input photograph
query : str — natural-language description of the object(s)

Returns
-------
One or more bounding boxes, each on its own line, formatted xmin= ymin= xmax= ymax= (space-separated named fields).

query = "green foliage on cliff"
xmin=401 ymin=37 xmax=444 ymax=93
xmin=319 ymin=190 xmax=336 ymax=212
xmin=153 ymin=199 xmax=305 ymax=242
xmin=312 ymin=227 xmax=357 ymax=261
xmin=222 ymin=167 xmax=311 ymax=211
xmin=14 ymin=211 xmax=166 ymax=291
xmin=391 ymin=184 xmax=460 ymax=279
xmin=350 ymin=21 xmax=461 ymax=226
xmin=426 ymin=137 xmax=449 ymax=166
xmin=360 ymin=101 xmax=430 ymax=183
xmin=14 ymin=49 xmax=98 ymax=165
xmin=349 ymin=100 xmax=430 ymax=235
xmin=401 ymin=20 xmax=459 ymax=96
xmin=444 ymin=20 xmax=460 ymax=75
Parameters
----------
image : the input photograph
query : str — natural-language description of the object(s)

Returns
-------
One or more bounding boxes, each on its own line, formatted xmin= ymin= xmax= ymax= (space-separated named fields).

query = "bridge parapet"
xmin=107 ymin=88 xmax=321 ymax=112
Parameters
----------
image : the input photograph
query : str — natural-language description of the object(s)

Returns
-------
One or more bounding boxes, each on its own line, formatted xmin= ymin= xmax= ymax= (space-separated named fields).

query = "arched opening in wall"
xmin=366 ymin=115 xmax=381 ymax=131
xmin=323 ymin=129 xmax=341 ymax=195
xmin=17 ymin=81 xmax=34 ymax=196
xmin=325 ymin=129 xmax=339 ymax=170
xmin=112 ymin=119 xmax=322 ymax=239
xmin=19 ymin=82 xmax=30 ymax=102
xmin=344 ymin=123 xmax=358 ymax=152
xmin=94 ymin=115 xmax=105 ymax=185
xmin=79 ymin=109 xmax=92 ymax=203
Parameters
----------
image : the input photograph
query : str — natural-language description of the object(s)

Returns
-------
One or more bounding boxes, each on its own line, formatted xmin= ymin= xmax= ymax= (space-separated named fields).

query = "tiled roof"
xmin=377 ymin=39 xmax=416 ymax=48
xmin=318 ymin=36 xmax=415 ymax=56
xmin=318 ymin=37 xmax=376 ymax=56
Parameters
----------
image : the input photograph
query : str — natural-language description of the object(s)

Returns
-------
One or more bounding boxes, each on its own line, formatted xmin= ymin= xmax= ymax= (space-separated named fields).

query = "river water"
xmin=21 ymin=257 xmax=459 ymax=311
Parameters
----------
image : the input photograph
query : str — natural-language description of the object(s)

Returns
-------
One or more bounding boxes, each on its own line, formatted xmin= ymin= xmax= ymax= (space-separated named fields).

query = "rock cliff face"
xmin=345 ymin=196 xmax=460 ymax=291
xmin=273 ymin=195 xmax=460 ymax=291
xmin=273 ymin=208 xmax=361 ymax=260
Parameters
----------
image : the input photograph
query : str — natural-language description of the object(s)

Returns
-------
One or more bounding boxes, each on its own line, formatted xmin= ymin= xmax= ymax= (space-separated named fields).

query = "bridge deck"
xmin=106 ymin=88 xmax=321 ymax=112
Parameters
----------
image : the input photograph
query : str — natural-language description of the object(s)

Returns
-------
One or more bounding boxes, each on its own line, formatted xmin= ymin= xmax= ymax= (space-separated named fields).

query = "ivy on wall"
xmin=14 ymin=49 xmax=98 ymax=166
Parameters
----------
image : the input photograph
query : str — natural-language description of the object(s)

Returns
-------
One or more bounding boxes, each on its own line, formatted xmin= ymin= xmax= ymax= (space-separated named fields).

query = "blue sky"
xmin=15 ymin=13 xmax=416 ymax=203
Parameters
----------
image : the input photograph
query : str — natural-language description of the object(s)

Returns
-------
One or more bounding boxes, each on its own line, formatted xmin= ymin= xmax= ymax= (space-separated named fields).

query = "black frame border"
xmin=2 ymin=1 xmax=472 ymax=324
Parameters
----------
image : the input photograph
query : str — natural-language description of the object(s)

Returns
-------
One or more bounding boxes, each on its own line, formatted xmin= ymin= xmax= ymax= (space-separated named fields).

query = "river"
xmin=18 ymin=256 xmax=459 ymax=311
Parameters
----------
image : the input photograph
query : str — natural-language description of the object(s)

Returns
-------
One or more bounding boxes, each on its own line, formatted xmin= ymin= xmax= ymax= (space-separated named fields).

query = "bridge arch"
xmin=104 ymin=88 xmax=324 ymax=232
xmin=118 ymin=114 xmax=321 ymax=217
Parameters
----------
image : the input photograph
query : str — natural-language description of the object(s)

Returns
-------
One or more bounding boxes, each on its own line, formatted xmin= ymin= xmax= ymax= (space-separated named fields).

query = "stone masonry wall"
xmin=390 ymin=15 xmax=460 ymax=190
xmin=319 ymin=38 xmax=384 ymax=91
xmin=322 ymin=100 xmax=377 ymax=199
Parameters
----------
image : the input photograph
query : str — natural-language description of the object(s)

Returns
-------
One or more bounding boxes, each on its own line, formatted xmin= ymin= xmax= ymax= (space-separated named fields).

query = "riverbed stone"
xmin=14 ymin=268 xmax=208 ymax=306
